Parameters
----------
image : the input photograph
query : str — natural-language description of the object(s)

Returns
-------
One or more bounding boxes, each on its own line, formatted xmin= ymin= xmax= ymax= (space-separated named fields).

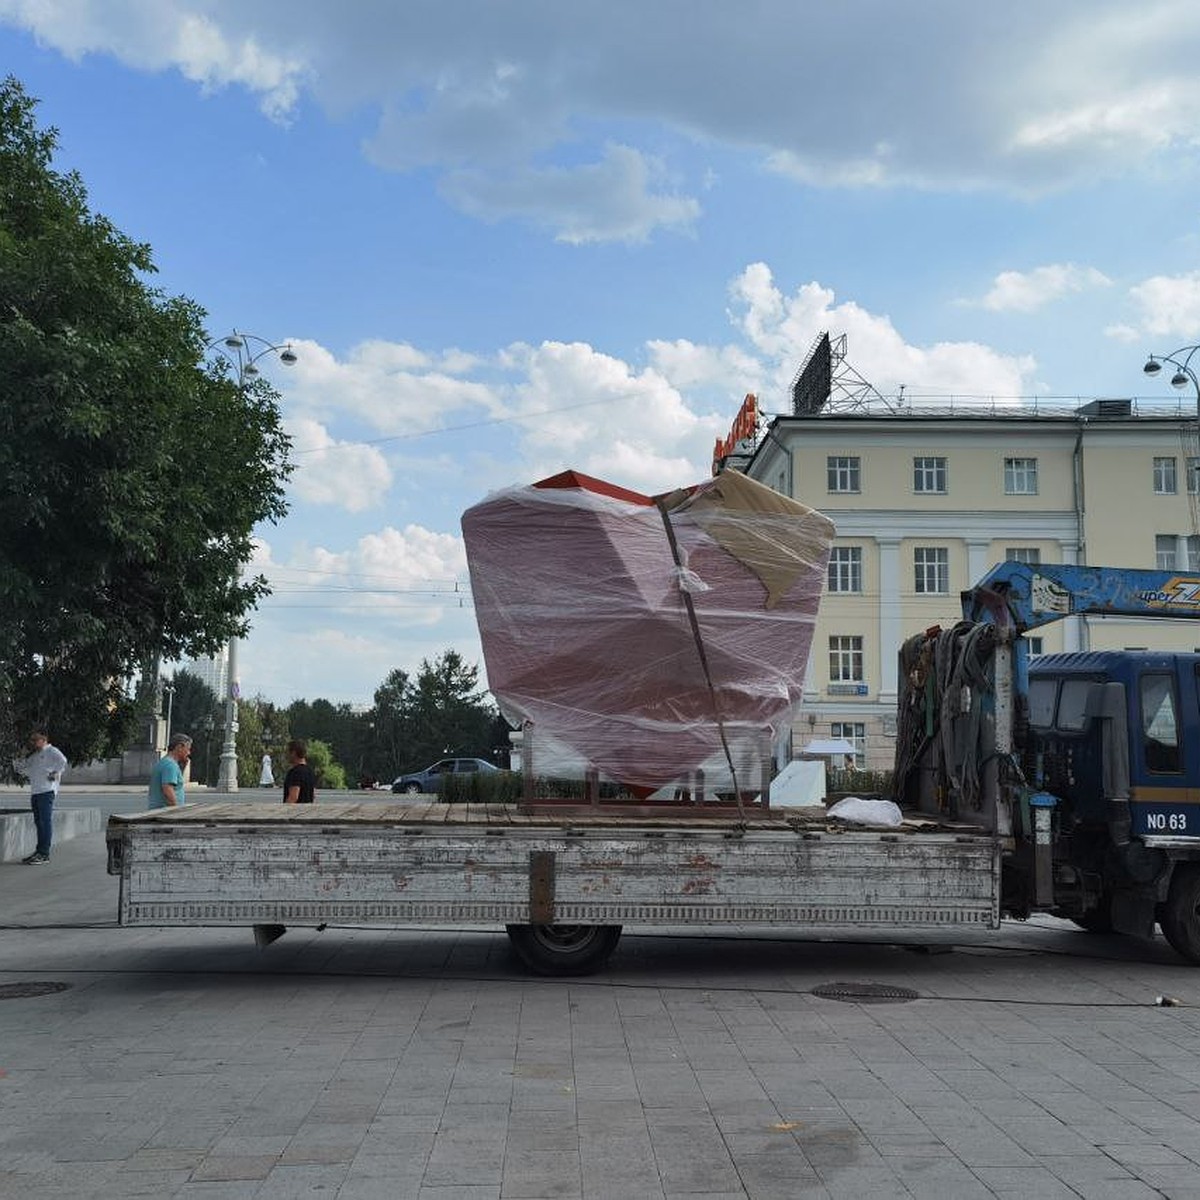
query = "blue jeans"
xmin=31 ymin=791 xmax=53 ymax=856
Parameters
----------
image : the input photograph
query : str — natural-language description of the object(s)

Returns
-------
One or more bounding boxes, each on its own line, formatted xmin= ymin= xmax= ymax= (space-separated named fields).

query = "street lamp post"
xmin=1143 ymin=346 xmax=1200 ymax=418
xmin=208 ymin=330 xmax=298 ymax=793
xmin=163 ymin=683 xmax=175 ymax=742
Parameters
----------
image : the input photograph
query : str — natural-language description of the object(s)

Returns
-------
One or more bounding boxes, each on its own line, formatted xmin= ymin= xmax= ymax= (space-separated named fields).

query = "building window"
xmin=914 ymin=547 xmax=950 ymax=594
xmin=829 ymin=636 xmax=863 ymax=683
xmin=1028 ymin=637 xmax=1044 ymax=657
xmin=1004 ymin=457 xmax=1038 ymax=495
xmin=1189 ymin=458 xmax=1200 ymax=494
xmin=913 ymin=456 xmax=947 ymax=494
xmin=1189 ymin=536 xmax=1200 ymax=571
xmin=827 ymin=456 xmax=860 ymax=493
xmin=1157 ymin=535 xmax=1177 ymax=570
xmin=830 ymin=721 xmax=866 ymax=767
xmin=828 ymin=546 xmax=862 ymax=593
xmin=1006 ymin=547 xmax=1041 ymax=565
xmin=1154 ymin=457 xmax=1178 ymax=495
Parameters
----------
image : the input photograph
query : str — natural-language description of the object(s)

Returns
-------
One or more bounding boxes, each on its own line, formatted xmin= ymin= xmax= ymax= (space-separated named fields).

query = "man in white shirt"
xmin=11 ymin=729 xmax=68 ymax=865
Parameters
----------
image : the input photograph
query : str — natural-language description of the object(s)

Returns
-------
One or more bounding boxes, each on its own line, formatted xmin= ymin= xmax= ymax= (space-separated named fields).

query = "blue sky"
xmin=5 ymin=0 xmax=1200 ymax=706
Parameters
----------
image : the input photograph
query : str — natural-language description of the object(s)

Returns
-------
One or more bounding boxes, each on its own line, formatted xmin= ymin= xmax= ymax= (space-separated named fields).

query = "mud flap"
xmin=1111 ymin=891 xmax=1156 ymax=939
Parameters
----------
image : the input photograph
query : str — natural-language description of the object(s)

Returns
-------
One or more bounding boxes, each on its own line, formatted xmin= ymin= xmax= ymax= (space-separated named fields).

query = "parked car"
xmin=391 ymin=757 xmax=499 ymax=795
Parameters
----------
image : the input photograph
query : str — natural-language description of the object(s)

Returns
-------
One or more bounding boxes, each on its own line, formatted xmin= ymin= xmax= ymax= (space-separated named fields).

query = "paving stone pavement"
xmin=1 ymin=827 xmax=1200 ymax=1198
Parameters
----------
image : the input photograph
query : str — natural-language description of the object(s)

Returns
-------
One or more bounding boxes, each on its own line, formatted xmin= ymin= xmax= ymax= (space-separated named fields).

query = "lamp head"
xmin=1172 ymin=371 xmax=1190 ymax=390
xmin=224 ymin=335 xmax=244 ymax=350
xmin=279 ymin=346 xmax=298 ymax=366
xmin=1144 ymin=358 xmax=1162 ymax=376
xmin=241 ymin=362 xmax=260 ymax=378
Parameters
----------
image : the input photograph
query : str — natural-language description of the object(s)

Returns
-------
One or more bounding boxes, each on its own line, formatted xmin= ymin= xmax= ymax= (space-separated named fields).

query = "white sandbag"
xmin=827 ymin=796 xmax=903 ymax=827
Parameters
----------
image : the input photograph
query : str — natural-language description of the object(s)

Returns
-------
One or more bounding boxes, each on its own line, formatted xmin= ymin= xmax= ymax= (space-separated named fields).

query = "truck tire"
xmin=1160 ymin=865 xmax=1200 ymax=963
xmin=505 ymin=923 xmax=622 ymax=976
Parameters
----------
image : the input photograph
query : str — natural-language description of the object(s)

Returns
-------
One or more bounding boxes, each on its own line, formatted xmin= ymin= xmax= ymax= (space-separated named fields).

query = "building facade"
xmin=742 ymin=401 xmax=1200 ymax=770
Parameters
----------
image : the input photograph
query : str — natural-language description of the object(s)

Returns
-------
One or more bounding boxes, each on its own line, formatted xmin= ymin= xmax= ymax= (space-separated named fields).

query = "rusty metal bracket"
xmin=529 ymin=850 xmax=556 ymax=923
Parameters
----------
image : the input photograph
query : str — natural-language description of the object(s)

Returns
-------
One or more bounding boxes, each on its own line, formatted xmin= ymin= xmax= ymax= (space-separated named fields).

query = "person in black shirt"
xmin=282 ymin=738 xmax=317 ymax=804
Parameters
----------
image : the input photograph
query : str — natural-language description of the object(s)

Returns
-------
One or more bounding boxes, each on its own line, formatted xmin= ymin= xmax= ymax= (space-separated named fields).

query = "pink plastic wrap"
xmin=461 ymin=469 xmax=835 ymax=794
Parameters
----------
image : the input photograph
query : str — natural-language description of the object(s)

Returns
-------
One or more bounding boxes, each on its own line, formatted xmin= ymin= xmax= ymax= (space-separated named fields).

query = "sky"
xmin=5 ymin=0 xmax=1200 ymax=708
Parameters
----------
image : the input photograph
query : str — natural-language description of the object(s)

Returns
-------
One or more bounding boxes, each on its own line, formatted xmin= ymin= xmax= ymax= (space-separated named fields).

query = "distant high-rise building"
xmin=180 ymin=652 xmax=227 ymax=701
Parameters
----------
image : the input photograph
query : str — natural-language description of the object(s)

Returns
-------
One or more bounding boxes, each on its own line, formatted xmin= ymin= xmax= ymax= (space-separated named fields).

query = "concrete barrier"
xmin=0 ymin=807 xmax=104 ymax=862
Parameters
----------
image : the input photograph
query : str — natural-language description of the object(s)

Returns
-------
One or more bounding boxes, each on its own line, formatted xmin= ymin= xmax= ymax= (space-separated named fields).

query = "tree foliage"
xmin=374 ymin=650 xmax=500 ymax=775
xmin=274 ymin=650 xmax=506 ymax=788
xmin=304 ymin=739 xmax=346 ymax=790
xmin=0 ymin=78 xmax=291 ymax=764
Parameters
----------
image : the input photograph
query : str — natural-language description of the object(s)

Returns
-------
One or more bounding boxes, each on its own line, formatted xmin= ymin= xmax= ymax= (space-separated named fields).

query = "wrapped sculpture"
xmin=461 ymin=469 xmax=835 ymax=796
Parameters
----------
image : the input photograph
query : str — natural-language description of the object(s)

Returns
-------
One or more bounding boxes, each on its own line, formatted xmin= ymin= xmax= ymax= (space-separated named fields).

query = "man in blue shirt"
xmin=148 ymin=734 xmax=192 ymax=809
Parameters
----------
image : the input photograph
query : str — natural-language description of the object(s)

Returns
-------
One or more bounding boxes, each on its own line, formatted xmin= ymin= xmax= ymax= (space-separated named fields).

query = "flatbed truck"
xmin=105 ymin=561 xmax=1200 ymax=974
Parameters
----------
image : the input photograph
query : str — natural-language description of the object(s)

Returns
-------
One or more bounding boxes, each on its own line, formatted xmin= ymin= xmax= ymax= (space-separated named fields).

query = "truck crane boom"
xmin=964 ymin=561 xmax=1200 ymax=631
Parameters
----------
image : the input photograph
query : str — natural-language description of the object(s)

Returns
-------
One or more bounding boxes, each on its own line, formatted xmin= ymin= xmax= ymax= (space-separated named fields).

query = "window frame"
xmin=828 ymin=635 xmax=864 ymax=684
xmin=830 ymin=721 xmax=866 ymax=767
xmin=914 ymin=546 xmax=950 ymax=595
xmin=826 ymin=455 xmax=861 ymax=494
xmin=827 ymin=546 xmax=863 ymax=594
xmin=913 ymin=456 xmax=947 ymax=494
xmin=1004 ymin=457 xmax=1038 ymax=496
xmin=1154 ymin=456 xmax=1178 ymax=495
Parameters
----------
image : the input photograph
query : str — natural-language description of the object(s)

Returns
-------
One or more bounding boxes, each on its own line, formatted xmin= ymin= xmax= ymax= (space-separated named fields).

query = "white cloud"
xmin=286 ymin=417 xmax=392 ymax=512
xmin=257 ymin=526 xmax=470 ymax=634
xmin=1126 ymin=273 xmax=1200 ymax=339
xmin=10 ymin=0 xmax=1200 ymax=241
xmin=970 ymin=264 xmax=1113 ymax=312
xmin=222 ymin=259 xmax=1050 ymax=702
xmin=284 ymin=338 xmax=501 ymax=434
xmin=502 ymin=340 xmax=721 ymax=492
xmin=440 ymin=144 xmax=700 ymax=244
xmin=729 ymin=263 xmax=1035 ymax=403
xmin=0 ymin=0 xmax=305 ymax=120
xmin=645 ymin=339 xmax=764 ymax=398
xmin=237 ymin=531 xmax=480 ymax=703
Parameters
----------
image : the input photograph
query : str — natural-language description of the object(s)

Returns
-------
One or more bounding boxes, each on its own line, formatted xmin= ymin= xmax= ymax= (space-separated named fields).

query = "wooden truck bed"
xmin=106 ymin=802 xmax=1000 ymax=931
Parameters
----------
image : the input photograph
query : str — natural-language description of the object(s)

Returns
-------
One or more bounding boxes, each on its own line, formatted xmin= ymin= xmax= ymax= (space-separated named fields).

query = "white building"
xmin=734 ymin=359 xmax=1200 ymax=770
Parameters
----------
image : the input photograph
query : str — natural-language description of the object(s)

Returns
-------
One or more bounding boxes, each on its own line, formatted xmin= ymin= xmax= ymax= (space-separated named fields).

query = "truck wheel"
xmin=505 ymin=924 xmax=622 ymax=976
xmin=1160 ymin=865 xmax=1200 ymax=963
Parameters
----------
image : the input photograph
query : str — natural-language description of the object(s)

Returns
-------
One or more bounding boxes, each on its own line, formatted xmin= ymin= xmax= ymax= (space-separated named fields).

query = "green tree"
xmin=0 ymin=77 xmax=291 ymax=765
xmin=371 ymin=667 xmax=413 ymax=778
xmin=389 ymin=650 xmax=500 ymax=770
xmin=286 ymin=698 xmax=374 ymax=785
xmin=305 ymin=738 xmax=346 ymax=790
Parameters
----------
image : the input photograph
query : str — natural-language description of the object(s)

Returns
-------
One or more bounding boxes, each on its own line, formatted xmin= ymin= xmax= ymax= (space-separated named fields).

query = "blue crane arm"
xmin=962 ymin=562 xmax=1200 ymax=632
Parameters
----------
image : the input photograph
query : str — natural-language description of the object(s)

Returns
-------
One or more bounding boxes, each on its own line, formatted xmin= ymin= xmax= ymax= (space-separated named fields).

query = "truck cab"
xmin=1030 ymin=650 xmax=1200 ymax=839
xmin=898 ymin=559 xmax=1200 ymax=963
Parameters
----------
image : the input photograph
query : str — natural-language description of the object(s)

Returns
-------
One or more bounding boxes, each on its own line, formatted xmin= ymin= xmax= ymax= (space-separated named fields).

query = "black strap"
xmin=655 ymin=498 xmax=746 ymax=820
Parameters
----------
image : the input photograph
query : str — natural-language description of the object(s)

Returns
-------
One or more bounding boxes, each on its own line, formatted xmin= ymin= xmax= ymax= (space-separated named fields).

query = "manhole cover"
xmin=811 ymin=981 xmax=919 ymax=1004
xmin=0 ymin=981 xmax=71 ymax=1000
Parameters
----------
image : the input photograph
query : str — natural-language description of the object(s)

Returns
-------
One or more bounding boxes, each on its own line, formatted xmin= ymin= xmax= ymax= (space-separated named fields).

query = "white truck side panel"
xmin=108 ymin=816 xmax=1000 ymax=930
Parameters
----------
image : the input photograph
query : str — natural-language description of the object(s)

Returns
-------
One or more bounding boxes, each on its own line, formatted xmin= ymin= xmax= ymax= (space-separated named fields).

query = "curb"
xmin=0 ymin=807 xmax=104 ymax=862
